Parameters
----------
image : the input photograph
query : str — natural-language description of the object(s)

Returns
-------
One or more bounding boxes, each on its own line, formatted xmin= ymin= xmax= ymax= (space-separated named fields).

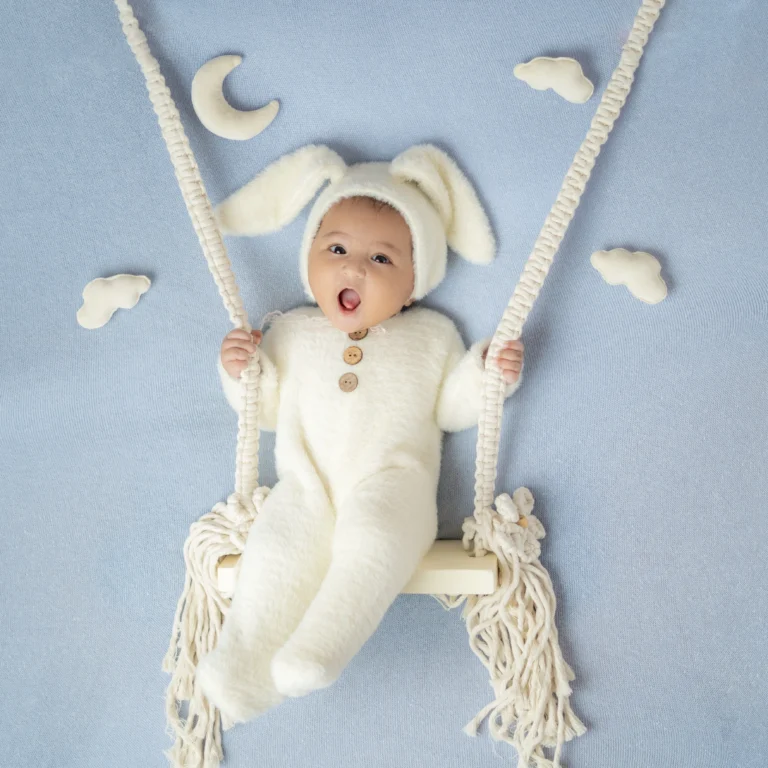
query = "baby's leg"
xmin=271 ymin=468 xmax=438 ymax=697
xmin=196 ymin=473 xmax=335 ymax=723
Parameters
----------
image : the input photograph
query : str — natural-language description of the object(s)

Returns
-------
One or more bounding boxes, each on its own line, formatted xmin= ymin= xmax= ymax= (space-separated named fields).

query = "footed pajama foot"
xmin=196 ymin=646 xmax=285 ymax=724
xmin=271 ymin=645 xmax=340 ymax=698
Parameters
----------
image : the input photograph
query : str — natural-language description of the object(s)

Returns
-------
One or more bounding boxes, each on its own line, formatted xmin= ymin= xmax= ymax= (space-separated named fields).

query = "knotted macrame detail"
xmin=457 ymin=490 xmax=587 ymax=768
xmin=161 ymin=486 xmax=271 ymax=767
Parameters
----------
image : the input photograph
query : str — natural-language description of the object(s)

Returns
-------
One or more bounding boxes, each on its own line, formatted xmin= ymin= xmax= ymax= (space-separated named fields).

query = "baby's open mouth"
xmin=338 ymin=288 xmax=361 ymax=313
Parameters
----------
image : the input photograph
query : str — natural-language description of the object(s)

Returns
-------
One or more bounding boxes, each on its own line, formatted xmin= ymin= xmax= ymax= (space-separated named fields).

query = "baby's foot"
xmin=270 ymin=646 xmax=339 ymax=698
xmin=196 ymin=646 xmax=284 ymax=724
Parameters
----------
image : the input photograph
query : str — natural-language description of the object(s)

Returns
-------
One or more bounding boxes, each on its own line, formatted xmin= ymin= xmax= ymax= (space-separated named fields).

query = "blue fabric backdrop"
xmin=1 ymin=1 xmax=766 ymax=766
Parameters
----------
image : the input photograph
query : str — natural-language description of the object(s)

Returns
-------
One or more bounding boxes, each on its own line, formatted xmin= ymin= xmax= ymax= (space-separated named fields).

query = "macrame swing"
xmin=112 ymin=1 xmax=666 ymax=766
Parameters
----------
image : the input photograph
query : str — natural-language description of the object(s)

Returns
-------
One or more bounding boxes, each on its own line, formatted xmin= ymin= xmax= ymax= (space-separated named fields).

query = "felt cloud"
xmin=191 ymin=55 xmax=279 ymax=141
xmin=513 ymin=57 xmax=594 ymax=103
xmin=77 ymin=274 xmax=151 ymax=329
xmin=590 ymin=248 xmax=667 ymax=304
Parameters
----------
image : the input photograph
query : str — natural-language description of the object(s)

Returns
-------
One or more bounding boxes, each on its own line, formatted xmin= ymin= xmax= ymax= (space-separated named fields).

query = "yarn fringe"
xmin=434 ymin=488 xmax=586 ymax=768
xmin=163 ymin=483 xmax=585 ymax=768
xmin=161 ymin=487 xmax=270 ymax=768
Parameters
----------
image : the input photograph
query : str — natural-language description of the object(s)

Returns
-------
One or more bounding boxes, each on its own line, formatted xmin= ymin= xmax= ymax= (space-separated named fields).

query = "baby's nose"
xmin=342 ymin=257 xmax=366 ymax=277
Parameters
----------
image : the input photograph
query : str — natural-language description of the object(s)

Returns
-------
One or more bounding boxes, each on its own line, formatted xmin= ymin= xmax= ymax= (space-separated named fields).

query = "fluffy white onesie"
xmin=196 ymin=304 xmax=522 ymax=723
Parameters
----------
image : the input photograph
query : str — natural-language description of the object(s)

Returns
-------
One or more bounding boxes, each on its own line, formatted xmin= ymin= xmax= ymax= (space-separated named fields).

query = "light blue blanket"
xmin=1 ymin=1 xmax=766 ymax=766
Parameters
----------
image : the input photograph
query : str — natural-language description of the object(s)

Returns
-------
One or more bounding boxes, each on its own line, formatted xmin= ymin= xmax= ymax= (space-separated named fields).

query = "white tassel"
xmin=162 ymin=487 xmax=271 ymax=768
xmin=457 ymin=489 xmax=587 ymax=768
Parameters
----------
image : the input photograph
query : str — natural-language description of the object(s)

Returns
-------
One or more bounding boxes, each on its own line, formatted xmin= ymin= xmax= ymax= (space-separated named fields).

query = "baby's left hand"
xmin=483 ymin=340 xmax=524 ymax=384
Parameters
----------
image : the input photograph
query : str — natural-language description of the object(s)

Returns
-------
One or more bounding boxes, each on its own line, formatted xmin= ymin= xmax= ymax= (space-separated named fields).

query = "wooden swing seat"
xmin=217 ymin=540 xmax=499 ymax=596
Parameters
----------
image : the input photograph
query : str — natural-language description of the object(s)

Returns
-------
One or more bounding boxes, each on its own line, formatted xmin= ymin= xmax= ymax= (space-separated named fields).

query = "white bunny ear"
xmin=215 ymin=144 xmax=347 ymax=236
xmin=389 ymin=144 xmax=495 ymax=264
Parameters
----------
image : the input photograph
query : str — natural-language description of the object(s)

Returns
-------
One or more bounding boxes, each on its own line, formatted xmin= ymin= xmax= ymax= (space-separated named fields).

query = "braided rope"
xmin=454 ymin=2 xmax=666 ymax=763
xmin=114 ymin=0 xmax=262 ymax=508
xmin=474 ymin=0 xmax=666 ymax=516
xmin=113 ymin=2 xmax=269 ymax=765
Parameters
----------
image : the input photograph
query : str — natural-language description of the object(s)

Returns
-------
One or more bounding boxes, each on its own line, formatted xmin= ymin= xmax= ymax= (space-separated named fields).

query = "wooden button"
xmin=348 ymin=329 xmax=368 ymax=340
xmin=339 ymin=373 xmax=358 ymax=392
xmin=343 ymin=346 xmax=363 ymax=365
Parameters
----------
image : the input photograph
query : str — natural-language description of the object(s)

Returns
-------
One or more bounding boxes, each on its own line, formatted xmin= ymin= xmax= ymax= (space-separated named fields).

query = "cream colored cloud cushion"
xmin=590 ymin=248 xmax=667 ymax=304
xmin=76 ymin=274 xmax=151 ymax=329
xmin=514 ymin=56 xmax=594 ymax=103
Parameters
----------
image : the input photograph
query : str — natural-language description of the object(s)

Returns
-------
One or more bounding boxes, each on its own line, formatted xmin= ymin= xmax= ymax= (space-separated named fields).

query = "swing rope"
xmin=114 ymin=3 xmax=267 ymax=765
xmin=112 ymin=0 xmax=666 ymax=766
xmin=455 ymin=3 xmax=666 ymax=763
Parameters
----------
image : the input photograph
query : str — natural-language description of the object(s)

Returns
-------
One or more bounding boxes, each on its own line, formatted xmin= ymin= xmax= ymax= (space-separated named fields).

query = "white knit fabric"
xmin=197 ymin=306 xmax=522 ymax=722
xmin=214 ymin=144 xmax=497 ymax=302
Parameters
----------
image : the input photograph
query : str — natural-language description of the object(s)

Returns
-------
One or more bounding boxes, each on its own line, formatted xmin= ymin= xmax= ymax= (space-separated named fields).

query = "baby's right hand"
xmin=220 ymin=328 xmax=262 ymax=379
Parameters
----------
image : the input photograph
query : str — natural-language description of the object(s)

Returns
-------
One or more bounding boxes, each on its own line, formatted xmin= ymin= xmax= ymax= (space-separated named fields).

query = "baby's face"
xmin=307 ymin=197 xmax=414 ymax=333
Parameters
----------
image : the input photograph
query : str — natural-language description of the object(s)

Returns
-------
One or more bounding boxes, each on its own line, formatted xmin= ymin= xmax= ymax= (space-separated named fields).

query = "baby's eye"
xmin=329 ymin=245 xmax=346 ymax=255
xmin=372 ymin=254 xmax=391 ymax=264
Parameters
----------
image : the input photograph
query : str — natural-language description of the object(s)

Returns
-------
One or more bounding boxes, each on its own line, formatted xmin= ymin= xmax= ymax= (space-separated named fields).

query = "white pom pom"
xmin=494 ymin=493 xmax=520 ymax=522
xmin=512 ymin=487 xmax=534 ymax=516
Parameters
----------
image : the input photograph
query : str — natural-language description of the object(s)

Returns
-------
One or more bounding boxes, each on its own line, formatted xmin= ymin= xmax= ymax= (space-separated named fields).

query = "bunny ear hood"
xmin=297 ymin=159 xmax=449 ymax=301
xmin=215 ymin=145 xmax=347 ymax=235
xmin=215 ymin=142 xmax=495 ymax=302
xmin=389 ymin=144 xmax=496 ymax=267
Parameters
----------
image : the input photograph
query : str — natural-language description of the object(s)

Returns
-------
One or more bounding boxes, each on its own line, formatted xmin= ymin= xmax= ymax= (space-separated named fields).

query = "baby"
xmin=196 ymin=144 xmax=524 ymax=725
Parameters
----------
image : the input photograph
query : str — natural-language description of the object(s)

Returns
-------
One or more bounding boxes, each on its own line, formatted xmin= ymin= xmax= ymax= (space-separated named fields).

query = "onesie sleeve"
xmin=435 ymin=328 xmax=523 ymax=433
xmin=216 ymin=324 xmax=281 ymax=432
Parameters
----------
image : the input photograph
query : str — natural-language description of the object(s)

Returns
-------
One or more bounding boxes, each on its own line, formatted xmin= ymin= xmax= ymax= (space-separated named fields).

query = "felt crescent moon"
xmin=191 ymin=55 xmax=279 ymax=141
